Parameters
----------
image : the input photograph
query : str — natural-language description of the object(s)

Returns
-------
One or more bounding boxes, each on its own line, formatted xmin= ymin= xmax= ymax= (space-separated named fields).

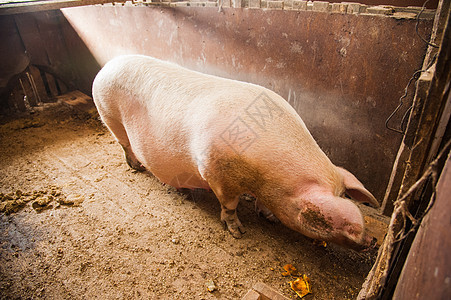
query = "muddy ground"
xmin=0 ymin=102 xmax=380 ymax=299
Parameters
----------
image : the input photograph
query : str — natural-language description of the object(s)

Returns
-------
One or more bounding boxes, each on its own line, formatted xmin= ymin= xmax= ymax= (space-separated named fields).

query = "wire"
xmin=386 ymin=0 xmax=440 ymax=134
xmin=385 ymin=70 xmax=423 ymax=134
xmin=386 ymin=51 xmax=437 ymax=134
xmin=416 ymin=0 xmax=439 ymax=49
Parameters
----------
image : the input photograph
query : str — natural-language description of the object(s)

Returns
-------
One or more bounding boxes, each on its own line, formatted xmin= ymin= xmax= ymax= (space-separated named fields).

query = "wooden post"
xmin=381 ymin=0 xmax=451 ymax=215
xmin=359 ymin=1 xmax=451 ymax=298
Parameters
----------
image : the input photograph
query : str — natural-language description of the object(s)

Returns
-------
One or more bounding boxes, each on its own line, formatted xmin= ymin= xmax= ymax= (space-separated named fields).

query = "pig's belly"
xmin=148 ymin=157 xmax=211 ymax=190
xmin=124 ymin=119 xmax=211 ymax=190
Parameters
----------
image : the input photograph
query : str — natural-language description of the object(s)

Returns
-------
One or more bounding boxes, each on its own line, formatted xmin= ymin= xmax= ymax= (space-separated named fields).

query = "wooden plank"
xmin=364 ymin=215 xmax=388 ymax=247
xmin=381 ymin=146 xmax=409 ymax=215
xmin=381 ymin=0 xmax=451 ymax=216
xmin=422 ymin=0 xmax=450 ymax=69
xmin=0 ymin=0 xmax=119 ymax=16
xmin=59 ymin=90 xmax=97 ymax=115
xmin=14 ymin=14 xmax=49 ymax=66
xmin=19 ymin=73 xmax=37 ymax=106
xmin=241 ymin=289 xmax=261 ymax=300
xmin=253 ymin=282 xmax=290 ymax=300
xmin=11 ymin=84 xmax=26 ymax=112
xmin=56 ymin=78 xmax=68 ymax=94
xmin=397 ymin=13 xmax=451 ymax=208
xmin=45 ymin=72 xmax=59 ymax=98
xmin=381 ymin=74 xmax=433 ymax=215
xmin=392 ymin=154 xmax=451 ymax=299
xmin=0 ymin=15 xmax=30 ymax=113
xmin=34 ymin=11 xmax=70 ymax=71
xmin=5 ymin=84 xmax=18 ymax=113
xmin=27 ymin=65 xmax=48 ymax=102
xmin=58 ymin=10 xmax=101 ymax=94
xmin=358 ymin=3 xmax=451 ymax=298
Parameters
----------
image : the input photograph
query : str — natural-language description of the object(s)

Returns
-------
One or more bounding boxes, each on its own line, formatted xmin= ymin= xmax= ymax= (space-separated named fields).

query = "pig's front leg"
xmin=121 ymin=144 xmax=146 ymax=171
xmin=204 ymin=161 xmax=247 ymax=238
xmin=101 ymin=116 xmax=146 ymax=172
xmin=220 ymin=199 xmax=246 ymax=238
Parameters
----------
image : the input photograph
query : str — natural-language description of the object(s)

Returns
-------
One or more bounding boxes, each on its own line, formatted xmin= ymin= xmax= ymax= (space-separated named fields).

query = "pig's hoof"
xmin=262 ymin=213 xmax=279 ymax=223
xmin=221 ymin=210 xmax=246 ymax=238
xmin=224 ymin=221 xmax=246 ymax=239
xmin=126 ymin=159 xmax=146 ymax=172
xmin=123 ymin=147 xmax=146 ymax=171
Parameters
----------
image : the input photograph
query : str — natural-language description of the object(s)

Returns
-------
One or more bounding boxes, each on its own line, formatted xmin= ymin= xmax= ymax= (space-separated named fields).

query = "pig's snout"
xmin=342 ymin=232 xmax=377 ymax=252
xmin=361 ymin=235 xmax=378 ymax=251
xmin=295 ymin=193 xmax=378 ymax=252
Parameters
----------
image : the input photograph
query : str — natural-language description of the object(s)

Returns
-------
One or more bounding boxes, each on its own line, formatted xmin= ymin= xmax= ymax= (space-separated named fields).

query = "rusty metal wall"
xmin=1 ymin=6 xmax=433 ymax=202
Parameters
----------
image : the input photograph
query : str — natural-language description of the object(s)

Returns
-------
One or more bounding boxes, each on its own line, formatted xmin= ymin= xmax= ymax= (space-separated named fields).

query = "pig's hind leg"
xmin=102 ymin=117 xmax=146 ymax=171
xmin=202 ymin=157 xmax=254 ymax=238
xmin=255 ymin=200 xmax=279 ymax=223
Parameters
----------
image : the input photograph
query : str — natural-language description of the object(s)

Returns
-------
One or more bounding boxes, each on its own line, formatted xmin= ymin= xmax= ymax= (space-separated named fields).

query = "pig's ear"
xmin=337 ymin=167 xmax=380 ymax=208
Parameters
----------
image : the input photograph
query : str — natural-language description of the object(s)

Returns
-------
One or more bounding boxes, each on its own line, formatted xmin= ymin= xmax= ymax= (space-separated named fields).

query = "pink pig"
xmin=92 ymin=55 xmax=379 ymax=251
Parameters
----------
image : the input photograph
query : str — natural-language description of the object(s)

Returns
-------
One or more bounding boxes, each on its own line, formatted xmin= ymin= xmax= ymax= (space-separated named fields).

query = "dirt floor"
xmin=0 ymin=101 xmax=381 ymax=299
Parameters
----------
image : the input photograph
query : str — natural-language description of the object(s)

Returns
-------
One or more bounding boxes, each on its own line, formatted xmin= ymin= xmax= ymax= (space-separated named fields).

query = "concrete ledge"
xmin=168 ymin=0 xmax=436 ymax=20
xmin=292 ymin=0 xmax=306 ymax=11
xmin=366 ymin=6 xmax=395 ymax=15
xmin=0 ymin=0 xmax=436 ymax=19
xmin=267 ymin=0 xmax=283 ymax=10
xmin=312 ymin=1 xmax=329 ymax=12
xmin=248 ymin=0 xmax=260 ymax=8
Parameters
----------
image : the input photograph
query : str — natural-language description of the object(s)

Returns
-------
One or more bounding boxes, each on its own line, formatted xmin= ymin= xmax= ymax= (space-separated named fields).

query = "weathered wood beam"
xmin=358 ymin=1 xmax=451 ymax=297
xmin=0 ymin=0 xmax=121 ymax=16
xmin=381 ymin=0 xmax=451 ymax=215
